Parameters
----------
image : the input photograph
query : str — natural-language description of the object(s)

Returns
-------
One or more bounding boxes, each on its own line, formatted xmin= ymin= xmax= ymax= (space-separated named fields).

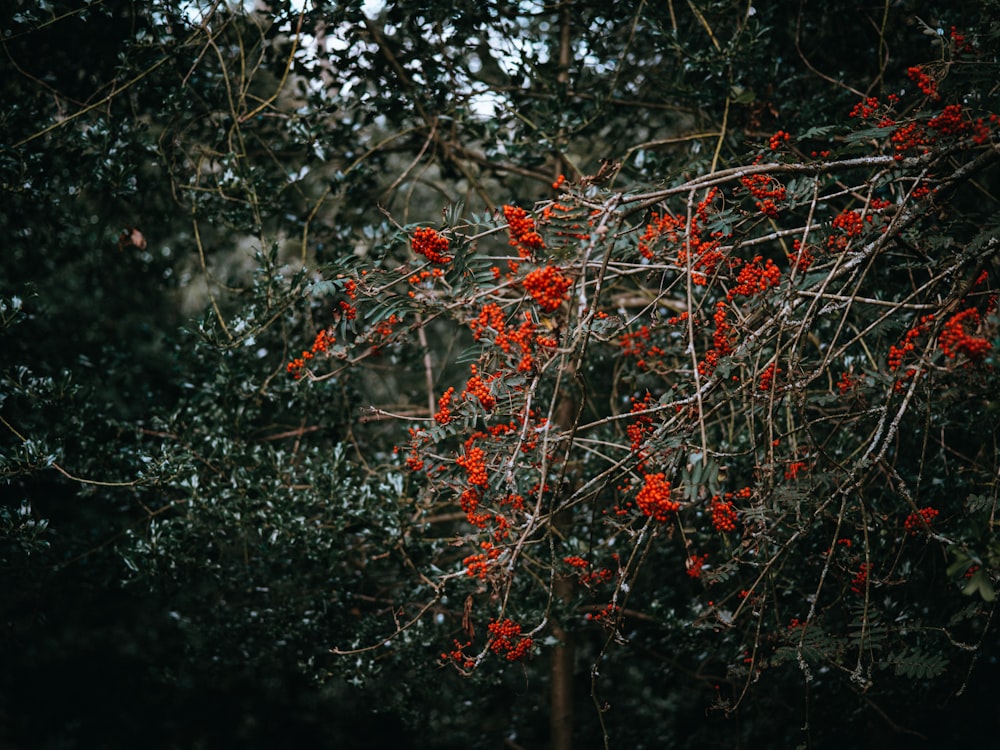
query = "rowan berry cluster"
xmin=523 ymin=265 xmax=572 ymax=313
xmin=728 ymin=256 xmax=781 ymax=299
xmin=619 ymin=326 xmax=666 ymax=372
xmin=635 ymin=472 xmax=679 ymax=522
xmin=627 ymin=391 xmax=656 ymax=460
xmin=698 ymin=301 xmax=733 ymax=378
xmin=927 ymin=104 xmax=969 ymax=137
xmin=286 ymin=327 xmax=336 ymax=379
xmin=827 ymin=209 xmax=869 ymax=250
xmin=939 ymin=307 xmax=991 ymax=362
xmin=890 ymin=121 xmax=933 ymax=160
xmin=338 ymin=300 xmax=357 ymax=320
xmin=686 ymin=553 xmax=709 ymax=578
xmin=768 ymin=130 xmax=791 ymax=150
xmin=487 ymin=618 xmax=533 ymax=661
xmin=638 ymin=189 xmax=723 ymax=285
xmin=905 ymin=507 xmax=940 ymax=535
xmin=469 ymin=304 xmax=552 ymax=372
xmin=503 ymin=205 xmax=545 ymax=258
xmin=788 ymin=239 xmax=814 ymax=272
xmin=837 ymin=371 xmax=857 ymax=394
xmin=740 ymin=174 xmax=787 ymax=217
xmin=850 ymin=562 xmax=871 ymax=594
xmin=784 ymin=461 xmax=807 ymax=480
xmin=758 ymin=362 xmax=781 ymax=391
xmin=456 ymin=444 xmax=488 ymax=487
xmin=464 ymin=364 xmax=496 ymax=410
xmin=907 ymin=65 xmax=940 ymax=100
xmin=464 ymin=541 xmax=502 ymax=578
xmin=435 ymin=387 xmax=455 ymax=425
xmin=411 ymin=226 xmax=451 ymax=264
xmin=586 ymin=603 xmax=620 ymax=626
xmin=710 ymin=497 xmax=738 ymax=532
xmin=888 ymin=315 xmax=933 ymax=371
xmin=440 ymin=639 xmax=475 ymax=671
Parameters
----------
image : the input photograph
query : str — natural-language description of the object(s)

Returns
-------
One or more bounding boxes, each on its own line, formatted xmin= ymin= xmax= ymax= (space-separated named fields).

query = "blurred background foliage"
xmin=2 ymin=0 xmax=999 ymax=748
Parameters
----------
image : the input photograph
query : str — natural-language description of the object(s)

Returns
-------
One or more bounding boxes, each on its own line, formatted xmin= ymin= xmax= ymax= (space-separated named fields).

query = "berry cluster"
xmin=286 ymin=327 xmax=336 ymax=379
xmin=905 ymin=506 xmax=940 ymax=535
xmin=411 ymin=226 xmax=451 ymax=264
xmin=464 ymin=364 xmax=496 ymax=410
xmin=456 ymin=444 xmax=488 ymax=487
xmin=788 ymin=239 xmax=814 ymax=272
xmin=638 ymin=189 xmax=723 ymax=285
xmin=619 ymin=326 xmax=666 ymax=372
xmin=768 ymin=130 xmax=791 ymax=150
xmin=907 ymin=65 xmax=940 ymax=100
xmin=487 ymin=618 xmax=533 ymax=661
xmin=435 ymin=386 xmax=455 ymax=425
xmin=850 ymin=562 xmax=870 ymax=594
xmin=685 ymin=553 xmax=709 ymax=578
xmin=464 ymin=541 xmax=502 ymax=579
xmin=740 ymin=174 xmax=787 ymax=218
xmin=728 ymin=256 xmax=781 ymax=299
xmin=710 ymin=497 xmax=738 ymax=532
xmin=784 ymin=460 xmax=808 ymax=481
xmin=827 ymin=209 xmax=872 ymax=250
xmin=758 ymin=362 xmax=781 ymax=391
xmin=440 ymin=639 xmax=475 ymax=671
xmin=635 ymin=472 xmax=679 ymax=522
xmin=939 ymin=307 xmax=991 ymax=362
xmin=889 ymin=121 xmax=933 ymax=161
xmin=523 ymin=265 xmax=572 ymax=313
xmin=837 ymin=371 xmax=857 ymax=395
xmin=888 ymin=314 xmax=933 ymax=371
xmin=503 ymin=205 xmax=545 ymax=258
xmin=469 ymin=304 xmax=552 ymax=372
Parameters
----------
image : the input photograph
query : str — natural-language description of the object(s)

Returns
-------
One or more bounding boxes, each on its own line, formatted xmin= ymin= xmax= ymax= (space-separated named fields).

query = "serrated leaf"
xmin=893 ymin=647 xmax=948 ymax=679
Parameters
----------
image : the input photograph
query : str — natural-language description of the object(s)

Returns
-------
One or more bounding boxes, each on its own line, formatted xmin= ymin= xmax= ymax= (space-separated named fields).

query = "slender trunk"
xmin=550 ymin=571 xmax=575 ymax=750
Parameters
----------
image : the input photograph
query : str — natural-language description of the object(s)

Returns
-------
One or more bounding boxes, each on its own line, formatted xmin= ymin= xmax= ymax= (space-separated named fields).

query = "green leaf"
xmin=961 ymin=570 xmax=996 ymax=602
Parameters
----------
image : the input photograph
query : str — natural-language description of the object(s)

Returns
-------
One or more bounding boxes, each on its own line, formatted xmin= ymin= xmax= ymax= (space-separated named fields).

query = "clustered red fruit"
xmin=741 ymin=174 xmax=787 ymax=218
xmin=710 ymin=497 xmax=739 ymax=532
xmin=635 ymin=472 xmax=679 ymax=522
xmin=435 ymin=386 xmax=455 ymax=425
xmin=465 ymin=364 xmax=496 ymax=410
xmin=728 ymin=256 xmax=781 ymax=299
xmin=464 ymin=540 xmax=502 ymax=578
xmin=888 ymin=314 xmax=934 ymax=371
xmin=523 ymin=265 xmax=572 ymax=313
xmin=686 ymin=553 xmax=709 ymax=578
xmin=907 ymin=65 xmax=940 ymax=100
xmin=469 ymin=304 xmax=553 ymax=372
xmin=850 ymin=562 xmax=870 ymax=594
xmin=638 ymin=188 xmax=723 ymax=285
xmin=456 ymin=444 xmax=488 ymax=487
xmin=837 ymin=371 xmax=857 ymax=394
xmin=487 ymin=618 xmax=533 ymax=661
xmin=768 ymin=130 xmax=791 ymax=150
xmin=627 ymin=391 xmax=656 ymax=462
xmin=939 ymin=307 xmax=991 ymax=362
xmin=286 ymin=327 xmax=336 ymax=379
xmin=826 ymin=209 xmax=871 ymax=250
xmin=758 ymin=362 xmax=781 ymax=391
xmin=904 ymin=506 xmax=940 ymax=535
xmin=503 ymin=205 xmax=545 ymax=258
xmin=411 ymin=226 xmax=451 ymax=263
